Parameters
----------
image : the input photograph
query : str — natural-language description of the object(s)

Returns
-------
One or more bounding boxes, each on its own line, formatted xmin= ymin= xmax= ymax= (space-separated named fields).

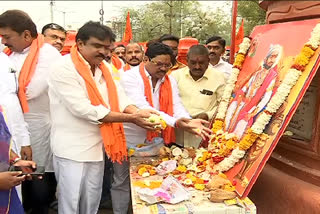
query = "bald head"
xmin=187 ymin=45 xmax=209 ymax=57
xmin=187 ymin=45 xmax=210 ymax=81
xmin=125 ymin=43 xmax=144 ymax=66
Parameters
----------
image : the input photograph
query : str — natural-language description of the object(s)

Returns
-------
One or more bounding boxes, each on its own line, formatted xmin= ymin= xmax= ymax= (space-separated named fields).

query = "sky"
xmin=0 ymin=1 xmax=231 ymax=31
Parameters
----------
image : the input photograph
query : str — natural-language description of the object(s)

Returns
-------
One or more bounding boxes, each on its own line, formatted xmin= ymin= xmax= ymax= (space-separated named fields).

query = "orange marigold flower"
xmin=294 ymin=54 xmax=310 ymax=67
xmin=301 ymin=46 xmax=315 ymax=58
xmin=212 ymin=120 xmax=224 ymax=133
xmin=234 ymin=53 xmax=245 ymax=65
xmin=194 ymin=183 xmax=205 ymax=190
xmin=239 ymin=129 xmax=259 ymax=150
xmin=138 ymin=167 xmax=147 ymax=176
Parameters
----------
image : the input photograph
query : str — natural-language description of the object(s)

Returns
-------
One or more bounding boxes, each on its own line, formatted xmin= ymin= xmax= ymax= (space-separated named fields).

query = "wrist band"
xmin=10 ymin=156 xmax=21 ymax=165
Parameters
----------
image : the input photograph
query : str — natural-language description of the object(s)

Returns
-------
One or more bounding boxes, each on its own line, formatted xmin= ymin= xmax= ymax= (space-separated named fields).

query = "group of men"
xmin=0 ymin=9 xmax=231 ymax=214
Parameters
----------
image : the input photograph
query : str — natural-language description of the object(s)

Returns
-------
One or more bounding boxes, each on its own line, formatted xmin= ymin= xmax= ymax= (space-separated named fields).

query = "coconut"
xmin=180 ymin=158 xmax=193 ymax=166
xmin=172 ymin=147 xmax=182 ymax=157
xmin=181 ymin=149 xmax=189 ymax=158
xmin=209 ymin=189 xmax=236 ymax=202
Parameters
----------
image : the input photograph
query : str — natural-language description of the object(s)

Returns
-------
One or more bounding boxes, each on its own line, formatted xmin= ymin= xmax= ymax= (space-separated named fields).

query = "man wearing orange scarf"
xmin=0 ymin=10 xmax=61 ymax=214
xmin=120 ymin=43 xmax=144 ymax=72
xmin=119 ymin=42 xmax=211 ymax=213
xmin=48 ymin=21 xmax=158 ymax=214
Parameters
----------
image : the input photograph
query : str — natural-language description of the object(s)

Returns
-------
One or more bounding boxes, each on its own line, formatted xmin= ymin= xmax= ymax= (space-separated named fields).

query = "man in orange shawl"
xmin=114 ymin=44 xmax=126 ymax=63
xmin=0 ymin=10 xmax=62 ymax=214
xmin=121 ymin=43 xmax=144 ymax=72
xmin=119 ymin=42 xmax=211 ymax=213
xmin=48 ymin=21 xmax=158 ymax=214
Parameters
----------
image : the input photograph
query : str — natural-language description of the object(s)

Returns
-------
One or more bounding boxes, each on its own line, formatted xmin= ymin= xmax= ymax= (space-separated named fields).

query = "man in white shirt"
xmin=0 ymin=10 xmax=62 ymax=214
xmin=206 ymin=36 xmax=232 ymax=80
xmin=121 ymin=43 xmax=144 ymax=72
xmin=42 ymin=23 xmax=67 ymax=52
xmin=48 ymin=21 xmax=158 ymax=214
xmin=0 ymin=53 xmax=30 ymax=157
xmin=119 ymin=42 xmax=211 ymax=213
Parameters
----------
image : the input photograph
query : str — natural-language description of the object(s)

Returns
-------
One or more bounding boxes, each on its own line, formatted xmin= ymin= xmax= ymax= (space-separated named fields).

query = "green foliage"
xmin=237 ymin=0 xmax=266 ymax=36
xmin=115 ymin=0 xmax=231 ymax=44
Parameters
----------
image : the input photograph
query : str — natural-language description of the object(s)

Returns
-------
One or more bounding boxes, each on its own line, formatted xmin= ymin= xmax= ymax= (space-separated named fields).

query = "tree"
xmin=115 ymin=1 xmax=231 ymax=44
xmin=237 ymin=0 xmax=266 ymax=36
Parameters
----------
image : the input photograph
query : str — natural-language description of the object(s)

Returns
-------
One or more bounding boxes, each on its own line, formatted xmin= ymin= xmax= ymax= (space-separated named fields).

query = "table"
xmin=130 ymin=157 xmax=256 ymax=214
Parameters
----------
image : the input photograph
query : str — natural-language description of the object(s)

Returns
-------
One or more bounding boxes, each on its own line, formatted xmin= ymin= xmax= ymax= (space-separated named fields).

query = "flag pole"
xmin=230 ymin=0 xmax=238 ymax=64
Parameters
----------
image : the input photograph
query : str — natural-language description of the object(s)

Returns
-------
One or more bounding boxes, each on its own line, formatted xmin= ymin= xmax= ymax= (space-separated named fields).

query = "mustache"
xmin=209 ymin=52 xmax=216 ymax=56
xmin=105 ymin=56 xmax=111 ymax=61
xmin=96 ymin=53 xmax=106 ymax=58
xmin=129 ymin=56 xmax=139 ymax=61
xmin=4 ymin=43 xmax=12 ymax=48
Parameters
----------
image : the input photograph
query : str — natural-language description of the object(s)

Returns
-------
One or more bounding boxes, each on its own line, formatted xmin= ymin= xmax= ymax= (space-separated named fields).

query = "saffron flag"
xmin=122 ymin=11 xmax=133 ymax=42
xmin=235 ymin=19 xmax=244 ymax=53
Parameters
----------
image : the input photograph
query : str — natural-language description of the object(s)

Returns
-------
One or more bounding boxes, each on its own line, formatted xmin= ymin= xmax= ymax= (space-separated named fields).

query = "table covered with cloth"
xmin=129 ymin=157 xmax=256 ymax=214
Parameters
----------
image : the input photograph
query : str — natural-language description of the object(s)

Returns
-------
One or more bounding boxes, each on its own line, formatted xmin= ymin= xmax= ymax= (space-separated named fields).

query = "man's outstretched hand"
xmin=176 ymin=118 xmax=212 ymax=139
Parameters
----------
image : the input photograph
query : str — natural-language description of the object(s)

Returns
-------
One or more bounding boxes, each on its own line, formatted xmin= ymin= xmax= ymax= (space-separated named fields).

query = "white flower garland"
xmin=306 ymin=24 xmax=320 ymax=49
xmin=216 ymin=38 xmax=251 ymax=120
xmin=215 ymin=148 xmax=245 ymax=172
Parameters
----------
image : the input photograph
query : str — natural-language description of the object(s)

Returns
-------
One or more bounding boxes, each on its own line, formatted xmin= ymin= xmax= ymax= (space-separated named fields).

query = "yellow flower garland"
xmin=301 ymin=46 xmax=315 ymax=58
xmin=218 ymin=138 xmax=236 ymax=156
xmin=233 ymin=53 xmax=246 ymax=68
xmin=238 ymin=129 xmax=259 ymax=151
xmin=211 ymin=119 xmax=224 ymax=133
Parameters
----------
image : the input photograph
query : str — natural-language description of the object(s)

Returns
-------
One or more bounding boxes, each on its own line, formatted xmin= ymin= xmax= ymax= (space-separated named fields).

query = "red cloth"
xmin=122 ymin=11 xmax=133 ymax=42
xmin=235 ymin=19 xmax=244 ymax=53
xmin=111 ymin=54 xmax=123 ymax=70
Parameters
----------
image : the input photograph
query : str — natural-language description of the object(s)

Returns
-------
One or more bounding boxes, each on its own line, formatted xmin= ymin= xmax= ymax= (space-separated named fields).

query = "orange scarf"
xmin=139 ymin=63 xmax=175 ymax=144
xmin=111 ymin=54 xmax=123 ymax=70
xmin=3 ymin=34 xmax=44 ymax=113
xmin=123 ymin=63 xmax=131 ymax=72
xmin=70 ymin=45 xmax=127 ymax=163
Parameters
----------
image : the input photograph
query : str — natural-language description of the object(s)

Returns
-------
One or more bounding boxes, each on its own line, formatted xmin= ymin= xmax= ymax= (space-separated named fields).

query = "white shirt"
xmin=120 ymin=65 xmax=190 ymax=146
xmin=9 ymin=43 xmax=62 ymax=171
xmin=0 ymin=53 xmax=30 ymax=155
xmin=0 ymin=38 xmax=5 ymax=52
xmin=48 ymin=54 xmax=132 ymax=162
xmin=210 ymin=58 xmax=232 ymax=80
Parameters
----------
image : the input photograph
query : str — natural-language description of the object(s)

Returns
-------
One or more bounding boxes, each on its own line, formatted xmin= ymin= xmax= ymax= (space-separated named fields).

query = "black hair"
xmin=76 ymin=21 xmax=116 ymax=43
xmin=205 ymin=36 xmax=226 ymax=48
xmin=187 ymin=45 xmax=209 ymax=57
xmin=41 ymin=23 xmax=66 ymax=34
xmin=116 ymin=44 xmax=126 ymax=48
xmin=0 ymin=10 xmax=37 ymax=38
xmin=158 ymin=34 xmax=180 ymax=44
xmin=145 ymin=42 xmax=175 ymax=64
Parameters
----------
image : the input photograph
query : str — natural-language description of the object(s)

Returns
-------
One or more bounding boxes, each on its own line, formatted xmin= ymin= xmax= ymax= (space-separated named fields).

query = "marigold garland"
xmin=211 ymin=119 xmax=224 ymax=133
xmin=238 ymin=129 xmax=259 ymax=150
xmin=233 ymin=53 xmax=246 ymax=68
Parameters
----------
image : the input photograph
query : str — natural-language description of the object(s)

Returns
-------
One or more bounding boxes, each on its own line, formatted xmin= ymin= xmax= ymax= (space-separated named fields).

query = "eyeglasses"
xmin=150 ymin=59 xmax=172 ymax=69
